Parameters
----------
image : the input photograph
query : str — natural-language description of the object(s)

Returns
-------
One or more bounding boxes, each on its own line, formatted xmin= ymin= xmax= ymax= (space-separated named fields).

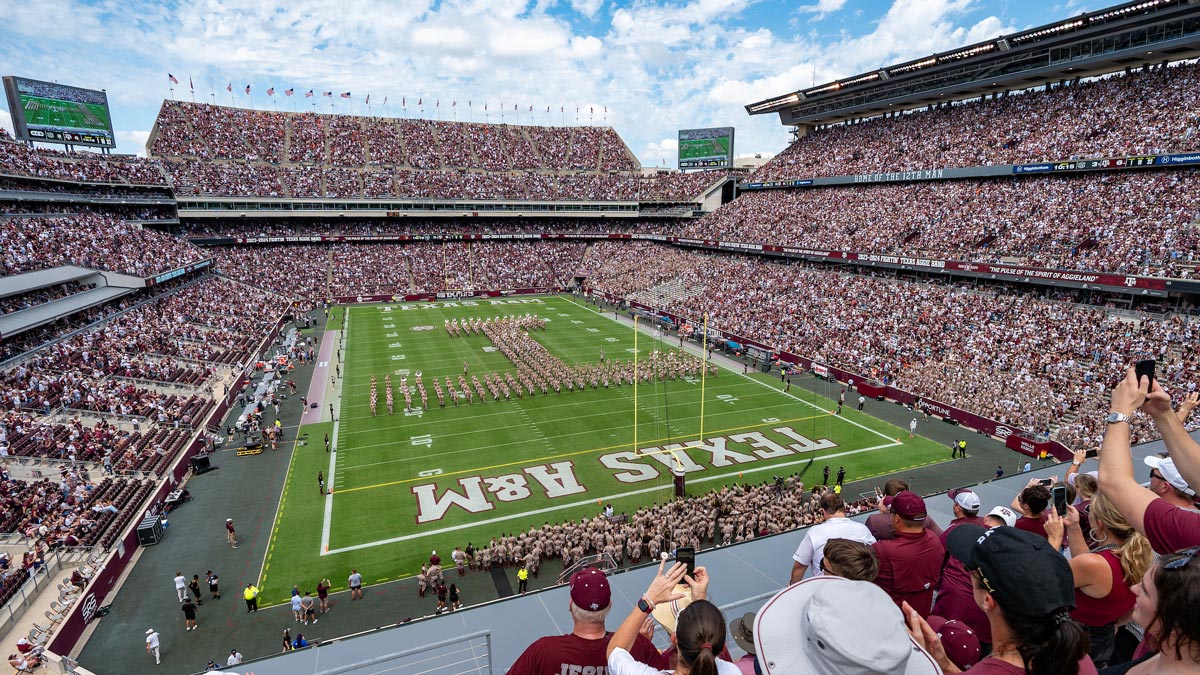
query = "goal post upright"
xmin=633 ymin=315 xmax=639 ymax=456
xmin=696 ymin=313 xmax=708 ymax=448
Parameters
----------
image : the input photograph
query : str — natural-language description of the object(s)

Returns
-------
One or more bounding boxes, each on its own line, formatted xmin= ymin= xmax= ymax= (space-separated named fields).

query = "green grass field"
xmin=259 ymin=296 xmax=948 ymax=604
xmin=20 ymin=94 xmax=112 ymax=132
xmin=679 ymin=136 xmax=730 ymax=161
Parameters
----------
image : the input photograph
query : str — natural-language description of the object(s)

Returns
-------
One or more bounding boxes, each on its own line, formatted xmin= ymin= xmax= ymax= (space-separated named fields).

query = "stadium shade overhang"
xmin=747 ymin=0 xmax=1200 ymax=127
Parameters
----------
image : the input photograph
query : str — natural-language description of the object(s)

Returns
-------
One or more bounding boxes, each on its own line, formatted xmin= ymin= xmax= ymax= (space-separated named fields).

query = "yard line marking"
xmin=321 ymin=439 xmax=903 ymax=555
xmin=336 ymin=414 xmax=830 ymax=492
xmin=319 ymin=309 xmax=352 ymax=556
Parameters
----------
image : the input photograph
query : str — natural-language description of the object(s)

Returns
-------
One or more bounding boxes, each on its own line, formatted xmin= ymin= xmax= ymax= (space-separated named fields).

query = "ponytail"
xmin=1003 ymin=608 xmax=1090 ymax=675
xmin=1089 ymin=493 xmax=1153 ymax=584
xmin=675 ymin=600 xmax=725 ymax=675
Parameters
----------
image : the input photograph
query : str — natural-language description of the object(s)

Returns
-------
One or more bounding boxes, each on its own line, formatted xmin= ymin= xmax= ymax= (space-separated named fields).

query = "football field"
xmin=679 ymin=136 xmax=730 ymax=161
xmin=259 ymin=296 xmax=948 ymax=604
xmin=20 ymin=95 xmax=112 ymax=132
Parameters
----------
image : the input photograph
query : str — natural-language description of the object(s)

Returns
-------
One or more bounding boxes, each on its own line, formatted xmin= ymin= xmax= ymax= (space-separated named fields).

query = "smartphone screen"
xmin=1135 ymin=359 xmax=1156 ymax=385
xmin=675 ymin=546 xmax=695 ymax=578
xmin=1052 ymin=485 xmax=1068 ymax=517
xmin=1038 ymin=477 xmax=1054 ymax=486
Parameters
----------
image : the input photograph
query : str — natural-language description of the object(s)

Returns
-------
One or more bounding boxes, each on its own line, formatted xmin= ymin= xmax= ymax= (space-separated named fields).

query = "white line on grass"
xmin=320 ymin=439 xmax=901 ymax=555
xmin=320 ymin=313 xmax=350 ymax=555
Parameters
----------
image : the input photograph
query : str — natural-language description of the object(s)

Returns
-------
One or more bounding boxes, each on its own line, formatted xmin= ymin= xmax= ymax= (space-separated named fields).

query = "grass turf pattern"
xmin=259 ymin=296 xmax=947 ymax=604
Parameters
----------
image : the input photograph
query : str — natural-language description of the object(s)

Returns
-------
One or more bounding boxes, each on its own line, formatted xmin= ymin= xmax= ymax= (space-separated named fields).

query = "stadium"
xmin=1 ymin=1 xmax=1199 ymax=674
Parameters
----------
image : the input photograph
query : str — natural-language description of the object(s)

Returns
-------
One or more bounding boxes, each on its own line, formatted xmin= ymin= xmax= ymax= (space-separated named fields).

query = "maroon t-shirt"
xmin=1143 ymin=497 xmax=1200 ymax=553
xmin=933 ymin=517 xmax=990 ymax=644
xmin=508 ymin=632 xmax=659 ymax=675
xmin=1014 ymin=515 xmax=1047 ymax=539
xmin=965 ymin=655 xmax=1097 ymax=674
xmin=872 ymin=528 xmax=945 ymax=617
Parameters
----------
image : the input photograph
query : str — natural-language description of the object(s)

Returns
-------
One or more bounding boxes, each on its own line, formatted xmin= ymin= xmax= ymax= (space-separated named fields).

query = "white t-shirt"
xmin=609 ymin=647 xmax=741 ymax=675
xmin=174 ymin=575 xmax=186 ymax=589
xmin=792 ymin=516 xmax=877 ymax=577
xmin=291 ymin=595 xmax=303 ymax=611
xmin=146 ymin=631 xmax=160 ymax=649
xmin=228 ymin=651 xmax=243 ymax=665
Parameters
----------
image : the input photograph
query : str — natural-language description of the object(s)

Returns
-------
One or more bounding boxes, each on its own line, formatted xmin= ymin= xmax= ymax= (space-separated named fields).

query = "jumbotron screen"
xmin=678 ymin=127 xmax=734 ymax=169
xmin=2 ymin=76 xmax=116 ymax=148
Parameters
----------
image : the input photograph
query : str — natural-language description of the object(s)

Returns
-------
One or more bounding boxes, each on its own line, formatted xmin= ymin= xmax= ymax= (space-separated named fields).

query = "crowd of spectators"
xmin=0 ymin=282 xmax=96 ymax=316
xmin=687 ymin=170 xmax=1200 ymax=277
xmin=584 ymin=243 xmax=1200 ymax=450
xmin=177 ymin=217 xmax=689 ymax=239
xmin=754 ymin=60 xmax=1200 ymax=181
xmin=151 ymin=101 xmax=640 ymax=174
xmin=0 ymin=213 xmax=208 ymax=278
xmin=0 ymin=138 xmax=166 ymax=186
xmin=165 ymin=162 xmax=723 ymax=201
xmin=214 ymin=240 xmax=588 ymax=298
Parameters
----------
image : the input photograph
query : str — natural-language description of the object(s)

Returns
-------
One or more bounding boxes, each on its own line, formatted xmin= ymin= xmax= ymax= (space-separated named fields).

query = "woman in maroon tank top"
xmin=1046 ymin=494 xmax=1153 ymax=669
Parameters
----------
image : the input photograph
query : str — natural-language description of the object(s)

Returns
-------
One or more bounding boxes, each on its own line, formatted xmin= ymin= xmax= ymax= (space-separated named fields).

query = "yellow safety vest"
xmin=517 ymin=568 xmax=528 ymax=581
xmin=244 ymin=585 xmax=258 ymax=600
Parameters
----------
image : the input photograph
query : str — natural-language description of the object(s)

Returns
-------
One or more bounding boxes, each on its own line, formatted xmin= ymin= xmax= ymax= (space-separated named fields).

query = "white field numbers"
xmin=411 ymin=434 xmax=432 ymax=446
xmin=716 ymin=394 xmax=738 ymax=405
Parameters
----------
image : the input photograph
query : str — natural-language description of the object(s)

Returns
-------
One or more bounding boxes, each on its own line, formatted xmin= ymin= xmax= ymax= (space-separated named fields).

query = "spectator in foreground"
xmin=1097 ymin=368 xmax=1200 ymax=554
xmin=788 ymin=492 xmax=875 ymax=583
xmin=1046 ymin=495 xmax=1153 ymax=667
xmin=944 ymin=525 xmax=1095 ymax=674
xmin=818 ymin=538 xmax=878 ymax=581
xmin=933 ymin=490 xmax=991 ymax=650
xmin=607 ymin=561 xmax=734 ymax=675
xmin=1101 ymin=545 xmax=1200 ymax=674
xmin=1011 ymin=480 xmax=1054 ymax=541
xmin=509 ymin=567 xmax=659 ymax=675
xmin=872 ymin=490 xmax=945 ymax=618
xmin=754 ymin=575 xmax=940 ymax=674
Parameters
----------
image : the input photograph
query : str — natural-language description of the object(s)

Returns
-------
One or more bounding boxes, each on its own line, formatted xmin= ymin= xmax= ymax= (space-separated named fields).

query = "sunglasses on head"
xmin=1163 ymin=547 xmax=1200 ymax=571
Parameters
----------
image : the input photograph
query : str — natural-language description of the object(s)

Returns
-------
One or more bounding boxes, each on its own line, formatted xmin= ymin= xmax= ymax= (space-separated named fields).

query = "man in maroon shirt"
xmin=865 ymin=478 xmax=943 ymax=541
xmin=932 ymin=489 xmax=991 ymax=648
xmin=507 ymin=567 xmax=660 ymax=675
xmin=871 ymin=490 xmax=944 ymax=618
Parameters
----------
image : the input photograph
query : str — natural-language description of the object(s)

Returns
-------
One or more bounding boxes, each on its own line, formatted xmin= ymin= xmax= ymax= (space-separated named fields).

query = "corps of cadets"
xmin=416 ymin=314 xmax=718 ymax=407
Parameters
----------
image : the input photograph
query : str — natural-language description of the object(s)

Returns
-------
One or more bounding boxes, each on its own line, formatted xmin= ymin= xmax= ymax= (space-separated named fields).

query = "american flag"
xmin=167 ymin=73 xmax=178 ymax=84
xmin=245 ymin=85 xmax=251 ymax=95
xmin=285 ymin=88 xmax=294 ymax=96
xmin=340 ymin=92 xmax=350 ymax=99
xmin=323 ymin=91 xmax=333 ymax=98
xmin=267 ymin=87 xmax=275 ymax=96
xmin=226 ymin=83 xmax=232 ymax=92
xmin=305 ymin=89 xmax=314 ymax=98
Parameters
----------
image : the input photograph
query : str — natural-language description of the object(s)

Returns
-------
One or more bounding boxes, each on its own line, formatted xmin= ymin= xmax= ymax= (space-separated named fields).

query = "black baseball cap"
xmin=945 ymin=525 xmax=1075 ymax=622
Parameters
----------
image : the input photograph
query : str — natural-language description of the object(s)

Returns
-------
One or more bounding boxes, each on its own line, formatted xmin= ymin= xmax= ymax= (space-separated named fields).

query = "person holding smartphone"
xmin=1045 ymin=494 xmax=1153 ymax=668
xmin=1011 ymin=479 xmax=1055 ymax=542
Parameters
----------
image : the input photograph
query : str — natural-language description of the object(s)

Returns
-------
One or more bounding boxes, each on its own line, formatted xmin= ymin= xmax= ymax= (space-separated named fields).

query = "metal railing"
xmin=0 ymin=547 xmax=84 ymax=637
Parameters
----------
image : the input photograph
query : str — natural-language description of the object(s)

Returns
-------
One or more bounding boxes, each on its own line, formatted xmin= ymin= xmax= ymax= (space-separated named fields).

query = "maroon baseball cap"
xmin=569 ymin=567 xmax=611 ymax=611
xmin=889 ymin=491 xmax=927 ymax=521
xmin=926 ymin=616 xmax=980 ymax=670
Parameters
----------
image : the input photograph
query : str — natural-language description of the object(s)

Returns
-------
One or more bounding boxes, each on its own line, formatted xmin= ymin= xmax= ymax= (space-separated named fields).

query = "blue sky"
xmin=0 ymin=0 xmax=1107 ymax=166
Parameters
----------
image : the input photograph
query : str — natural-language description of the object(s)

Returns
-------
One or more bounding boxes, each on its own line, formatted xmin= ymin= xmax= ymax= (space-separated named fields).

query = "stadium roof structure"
xmin=747 ymin=0 xmax=1200 ymax=127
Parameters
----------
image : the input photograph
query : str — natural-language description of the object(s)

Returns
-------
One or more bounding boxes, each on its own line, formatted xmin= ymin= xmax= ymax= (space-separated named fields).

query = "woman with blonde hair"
xmin=1047 ymin=492 xmax=1154 ymax=668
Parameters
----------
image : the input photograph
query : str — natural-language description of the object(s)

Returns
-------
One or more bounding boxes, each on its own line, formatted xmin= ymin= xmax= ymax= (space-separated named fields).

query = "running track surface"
xmin=301 ymin=330 xmax=335 ymax=425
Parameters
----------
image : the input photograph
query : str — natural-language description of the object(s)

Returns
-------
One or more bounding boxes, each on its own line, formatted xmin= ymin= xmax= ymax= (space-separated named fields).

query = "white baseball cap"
xmin=986 ymin=506 xmax=1017 ymax=527
xmin=146 ymin=628 xmax=155 ymax=635
xmin=755 ymin=577 xmax=940 ymax=675
xmin=948 ymin=489 xmax=981 ymax=511
xmin=1145 ymin=456 xmax=1195 ymax=496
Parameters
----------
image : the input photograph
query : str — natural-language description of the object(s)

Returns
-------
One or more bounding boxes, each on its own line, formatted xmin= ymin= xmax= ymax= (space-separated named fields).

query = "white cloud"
xmin=570 ymin=0 xmax=604 ymax=18
xmin=116 ymin=130 xmax=152 ymax=157
xmin=0 ymin=109 xmax=12 ymax=136
xmin=643 ymin=137 xmax=678 ymax=167
xmin=798 ymin=0 xmax=848 ymax=18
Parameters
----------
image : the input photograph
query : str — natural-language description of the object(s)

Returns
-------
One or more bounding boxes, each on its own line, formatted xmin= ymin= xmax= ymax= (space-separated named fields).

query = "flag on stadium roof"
xmin=323 ymin=91 xmax=332 ymax=97
xmin=245 ymin=85 xmax=250 ymax=95
xmin=188 ymin=76 xmax=194 ymax=92
xmin=341 ymin=92 xmax=350 ymax=99
xmin=383 ymin=96 xmax=387 ymax=105
xmin=285 ymin=88 xmax=294 ymax=96
xmin=452 ymin=100 xmax=456 ymax=107
xmin=168 ymin=73 xmax=178 ymax=84
xmin=418 ymin=98 xmax=422 ymax=105
xmin=226 ymin=83 xmax=232 ymax=92
xmin=305 ymin=89 xmax=313 ymax=98
xmin=267 ymin=87 xmax=274 ymax=96
xmin=529 ymin=105 xmax=533 ymax=112
xmin=365 ymin=94 xmax=370 ymax=105
xmin=436 ymin=99 xmax=440 ymax=107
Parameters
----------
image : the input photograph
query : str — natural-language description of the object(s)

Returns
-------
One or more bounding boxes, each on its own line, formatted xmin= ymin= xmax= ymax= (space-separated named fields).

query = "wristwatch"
xmin=1105 ymin=411 xmax=1132 ymax=425
xmin=637 ymin=597 xmax=654 ymax=614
